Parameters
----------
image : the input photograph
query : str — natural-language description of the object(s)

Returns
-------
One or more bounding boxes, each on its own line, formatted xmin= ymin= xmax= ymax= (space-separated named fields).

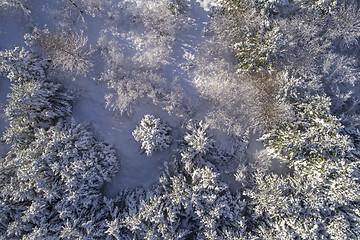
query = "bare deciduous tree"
xmin=25 ymin=28 xmax=93 ymax=76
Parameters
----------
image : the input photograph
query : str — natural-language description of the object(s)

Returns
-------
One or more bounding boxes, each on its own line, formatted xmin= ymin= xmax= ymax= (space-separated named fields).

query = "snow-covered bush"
xmin=132 ymin=115 xmax=172 ymax=156
xmin=25 ymin=28 xmax=93 ymax=76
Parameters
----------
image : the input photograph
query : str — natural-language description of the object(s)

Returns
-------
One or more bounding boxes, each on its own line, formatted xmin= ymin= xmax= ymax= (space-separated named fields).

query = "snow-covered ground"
xmin=0 ymin=12 xmax=26 ymax=49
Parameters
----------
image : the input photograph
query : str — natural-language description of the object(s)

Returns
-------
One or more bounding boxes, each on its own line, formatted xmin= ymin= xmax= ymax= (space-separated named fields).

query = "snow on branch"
xmin=25 ymin=28 xmax=93 ymax=76
xmin=132 ymin=115 xmax=172 ymax=156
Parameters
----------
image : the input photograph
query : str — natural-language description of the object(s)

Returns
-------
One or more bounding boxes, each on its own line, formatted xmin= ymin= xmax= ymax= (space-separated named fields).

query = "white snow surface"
xmin=196 ymin=0 xmax=219 ymax=11
xmin=0 ymin=13 xmax=26 ymax=50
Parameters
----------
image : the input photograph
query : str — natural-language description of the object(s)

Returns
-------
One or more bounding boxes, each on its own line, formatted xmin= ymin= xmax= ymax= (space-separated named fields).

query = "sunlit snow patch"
xmin=196 ymin=0 xmax=219 ymax=11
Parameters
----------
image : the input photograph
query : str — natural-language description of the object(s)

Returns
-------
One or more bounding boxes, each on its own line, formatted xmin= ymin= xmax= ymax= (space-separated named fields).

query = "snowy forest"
xmin=0 ymin=0 xmax=360 ymax=239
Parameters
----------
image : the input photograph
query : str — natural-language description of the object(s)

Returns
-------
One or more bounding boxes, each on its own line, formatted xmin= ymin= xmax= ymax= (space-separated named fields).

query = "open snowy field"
xmin=1 ymin=0 xmax=360 ymax=239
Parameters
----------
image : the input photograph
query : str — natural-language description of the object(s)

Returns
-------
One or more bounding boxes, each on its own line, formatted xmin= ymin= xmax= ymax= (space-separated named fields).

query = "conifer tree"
xmin=132 ymin=115 xmax=172 ymax=156
xmin=1 ymin=120 xmax=119 ymax=239
xmin=0 ymin=47 xmax=73 ymax=150
xmin=0 ymin=47 xmax=46 ymax=82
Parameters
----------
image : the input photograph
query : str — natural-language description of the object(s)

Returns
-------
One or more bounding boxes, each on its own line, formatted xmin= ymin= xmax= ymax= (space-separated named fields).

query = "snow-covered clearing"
xmin=55 ymin=0 xmax=221 ymax=193
xmin=0 ymin=12 xmax=26 ymax=49
xmin=66 ymin=75 xmax=184 ymax=194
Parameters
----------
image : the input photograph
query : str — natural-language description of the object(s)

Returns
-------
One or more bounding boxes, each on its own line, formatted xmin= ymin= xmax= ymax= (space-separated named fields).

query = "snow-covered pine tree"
xmin=178 ymin=120 xmax=215 ymax=173
xmin=233 ymin=27 xmax=286 ymax=72
xmin=0 ymin=47 xmax=73 ymax=150
xmin=0 ymin=47 xmax=46 ymax=82
xmin=132 ymin=114 xmax=172 ymax=156
xmin=182 ymin=120 xmax=214 ymax=157
xmin=3 ymin=80 xmax=73 ymax=149
xmin=1 ymin=120 xmax=119 ymax=239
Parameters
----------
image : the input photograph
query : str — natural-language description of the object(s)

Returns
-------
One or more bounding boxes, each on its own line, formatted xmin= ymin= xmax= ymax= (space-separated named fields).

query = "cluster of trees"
xmin=249 ymin=81 xmax=360 ymax=239
xmin=97 ymin=0 xmax=185 ymax=116
xmin=104 ymin=120 xmax=251 ymax=239
xmin=0 ymin=48 xmax=119 ymax=239
xmin=212 ymin=0 xmax=360 ymax=238
xmin=0 ymin=47 xmax=252 ymax=240
xmin=195 ymin=0 xmax=360 ymax=135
